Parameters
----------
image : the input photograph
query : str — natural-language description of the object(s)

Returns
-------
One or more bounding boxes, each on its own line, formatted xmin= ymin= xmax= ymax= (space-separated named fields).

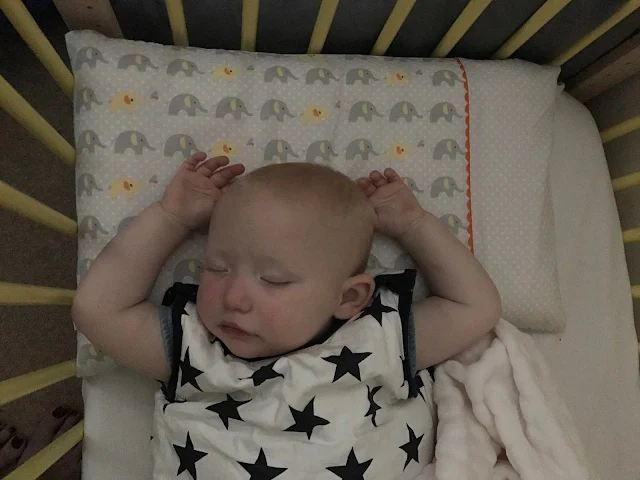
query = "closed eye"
xmin=261 ymin=278 xmax=292 ymax=287
xmin=206 ymin=267 xmax=228 ymax=273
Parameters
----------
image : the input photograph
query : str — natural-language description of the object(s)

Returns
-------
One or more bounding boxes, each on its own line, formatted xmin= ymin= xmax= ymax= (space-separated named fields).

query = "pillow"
xmin=67 ymin=30 xmax=563 ymax=377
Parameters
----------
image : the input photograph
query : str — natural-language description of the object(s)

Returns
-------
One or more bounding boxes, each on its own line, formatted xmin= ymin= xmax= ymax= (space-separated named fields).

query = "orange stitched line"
xmin=455 ymin=58 xmax=473 ymax=253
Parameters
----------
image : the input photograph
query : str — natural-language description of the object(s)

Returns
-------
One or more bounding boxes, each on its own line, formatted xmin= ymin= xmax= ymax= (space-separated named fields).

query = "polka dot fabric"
xmin=67 ymin=30 xmax=562 ymax=377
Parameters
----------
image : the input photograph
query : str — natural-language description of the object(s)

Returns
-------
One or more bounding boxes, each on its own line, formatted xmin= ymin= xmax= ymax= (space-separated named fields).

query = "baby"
xmin=73 ymin=153 xmax=501 ymax=479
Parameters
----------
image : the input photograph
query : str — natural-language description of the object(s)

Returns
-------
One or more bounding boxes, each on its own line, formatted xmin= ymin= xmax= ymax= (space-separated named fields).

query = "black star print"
xmin=238 ymin=448 xmax=287 ymax=479
xmin=415 ymin=374 xmax=426 ymax=402
xmin=323 ymin=346 xmax=371 ymax=382
xmin=244 ymin=360 xmax=284 ymax=386
xmin=173 ymin=432 xmax=208 ymax=480
xmin=399 ymin=424 xmax=424 ymax=470
xmin=206 ymin=394 xmax=250 ymax=430
xmin=365 ymin=385 xmax=382 ymax=427
xmin=180 ymin=348 xmax=204 ymax=392
xmin=163 ymin=398 xmax=187 ymax=413
xmin=327 ymin=448 xmax=373 ymax=479
xmin=285 ymin=397 xmax=330 ymax=439
xmin=358 ymin=293 xmax=396 ymax=325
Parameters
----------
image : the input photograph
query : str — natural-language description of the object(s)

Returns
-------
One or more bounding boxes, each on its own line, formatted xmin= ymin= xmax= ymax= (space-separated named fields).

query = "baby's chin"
xmin=213 ymin=327 xmax=291 ymax=360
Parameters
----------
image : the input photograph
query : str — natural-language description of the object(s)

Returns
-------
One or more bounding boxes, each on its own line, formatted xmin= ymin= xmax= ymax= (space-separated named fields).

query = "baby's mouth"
xmin=219 ymin=322 xmax=253 ymax=338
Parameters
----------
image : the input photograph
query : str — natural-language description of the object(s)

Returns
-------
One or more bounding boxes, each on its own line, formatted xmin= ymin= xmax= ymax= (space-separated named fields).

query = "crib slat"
xmin=0 ymin=75 xmax=76 ymax=166
xmin=308 ymin=0 xmax=340 ymax=54
xmin=551 ymin=0 xmax=640 ymax=66
xmin=622 ymin=228 xmax=640 ymax=243
xmin=0 ymin=182 xmax=77 ymax=237
xmin=632 ymin=285 xmax=640 ymax=298
xmin=612 ymin=171 xmax=640 ymax=191
xmin=3 ymin=422 xmax=84 ymax=480
xmin=0 ymin=0 xmax=74 ymax=97
xmin=492 ymin=0 xmax=572 ymax=59
xmin=241 ymin=0 xmax=260 ymax=51
xmin=431 ymin=0 xmax=492 ymax=58
xmin=164 ymin=0 xmax=188 ymax=46
xmin=370 ymin=0 xmax=416 ymax=56
xmin=0 ymin=282 xmax=76 ymax=306
xmin=600 ymin=113 xmax=640 ymax=143
xmin=0 ymin=360 xmax=75 ymax=407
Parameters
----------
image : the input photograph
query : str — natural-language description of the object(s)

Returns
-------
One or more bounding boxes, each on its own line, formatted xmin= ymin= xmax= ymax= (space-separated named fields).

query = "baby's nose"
xmin=223 ymin=276 xmax=252 ymax=312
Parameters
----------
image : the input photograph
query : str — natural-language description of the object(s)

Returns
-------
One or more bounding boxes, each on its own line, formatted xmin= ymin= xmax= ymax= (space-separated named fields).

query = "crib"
xmin=0 ymin=0 xmax=639 ymax=478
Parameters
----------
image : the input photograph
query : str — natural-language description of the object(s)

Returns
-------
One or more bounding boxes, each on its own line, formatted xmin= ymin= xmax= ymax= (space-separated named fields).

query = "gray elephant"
xmin=79 ymin=216 xmax=109 ymax=239
xmin=117 ymin=216 xmax=135 ymax=234
xmin=77 ymin=129 xmax=106 ymax=153
xmin=164 ymin=134 xmax=200 ymax=157
xmin=75 ymin=88 xmax=102 ymax=112
xmin=305 ymin=68 xmax=339 ymax=85
xmin=345 ymin=68 xmax=379 ymax=85
xmin=389 ymin=101 xmax=423 ymax=122
xmin=346 ymin=139 xmax=379 ymax=160
xmin=433 ymin=138 xmax=465 ymax=160
xmin=264 ymin=65 xmax=298 ymax=83
xmin=348 ymin=101 xmax=383 ymax=122
xmin=75 ymin=46 xmax=108 ymax=69
xmin=432 ymin=69 xmax=463 ymax=87
xmin=260 ymin=99 xmax=295 ymax=121
xmin=264 ymin=139 xmax=298 ymax=162
xmin=402 ymin=176 xmax=423 ymax=193
xmin=215 ymin=97 xmax=253 ymax=119
xmin=430 ymin=102 xmax=463 ymax=123
xmin=440 ymin=214 xmax=467 ymax=234
xmin=174 ymin=259 xmax=204 ymax=283
xmin=168 ymin=93 xmax=207 ymax=116
xmin=166 ymin=59 xmax=204 ymax=76
xmin=77 ymin=343 xmax=106 ymax=364
xmin=77 ymin=258 xmax=92 ymax=279
xmin=114 ymin=130 xmax=156 ymax=154
xmin=306 ymin=140 xmax=338 ymax=163
xmin=117 ymin=54 xmax=158 ymax=71
xmin=77 ymin=173 xmax=103 ymax=197
xmin=431 ymin=176 xmax=464 ymax=198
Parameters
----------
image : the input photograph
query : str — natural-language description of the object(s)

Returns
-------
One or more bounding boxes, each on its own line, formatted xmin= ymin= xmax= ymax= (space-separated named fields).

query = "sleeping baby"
xmin=72 ymin=152 xmax=501 ymax=479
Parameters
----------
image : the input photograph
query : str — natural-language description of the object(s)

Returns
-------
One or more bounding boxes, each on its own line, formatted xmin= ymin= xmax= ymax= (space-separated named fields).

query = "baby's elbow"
xmin=482 ymin=284 xmax=502 ymax=330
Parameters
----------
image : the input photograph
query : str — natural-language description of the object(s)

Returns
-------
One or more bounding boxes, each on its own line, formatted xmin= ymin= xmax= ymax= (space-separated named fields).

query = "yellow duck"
xmin=386 ymin=143 xmax=411 ymax=160
xmin=301 ymin=105 xmax=330 ymax=125
xmin=109 ymin=177 xmax=142 ymax=199
xmin=109 ymin=91 xmax=143 ymax=113
xmin=212 ymin=65 xmax=239 ymax=81
xmin=210 ymin=140 xmax=240 ymax=158
xmin=387 ymin=71 xmax=409 ymax=86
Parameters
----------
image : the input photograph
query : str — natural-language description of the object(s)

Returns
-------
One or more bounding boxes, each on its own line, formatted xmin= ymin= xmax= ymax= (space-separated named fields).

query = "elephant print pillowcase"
xmin=67 ymin=30 xmax=563 ymax=377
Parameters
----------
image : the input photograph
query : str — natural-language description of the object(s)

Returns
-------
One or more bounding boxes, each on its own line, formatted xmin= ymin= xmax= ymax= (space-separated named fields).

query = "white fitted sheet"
xmin=80 ymin=92 xmax=640 ymax=479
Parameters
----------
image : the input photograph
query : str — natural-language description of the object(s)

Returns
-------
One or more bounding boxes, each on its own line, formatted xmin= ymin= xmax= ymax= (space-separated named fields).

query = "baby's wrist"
xmin=157 ymin=200 xmax=192 ymax=232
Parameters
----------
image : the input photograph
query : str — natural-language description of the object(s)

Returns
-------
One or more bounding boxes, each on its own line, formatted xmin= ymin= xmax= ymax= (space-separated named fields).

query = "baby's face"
xmin=196 ymin=189 xmax=350 ymax=359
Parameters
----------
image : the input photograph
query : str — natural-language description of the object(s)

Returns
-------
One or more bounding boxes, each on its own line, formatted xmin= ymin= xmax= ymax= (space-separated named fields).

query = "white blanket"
xmin=422 ymin=320 xmax=598 ymax=480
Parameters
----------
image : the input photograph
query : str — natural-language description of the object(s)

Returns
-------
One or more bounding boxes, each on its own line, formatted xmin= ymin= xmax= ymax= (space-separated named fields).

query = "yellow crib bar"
xmin=622 ymin=228 xmax=640 ymax=243
xmin=612 ymin=171 xmax=640 ymax=192
xmin=0 ymin=360 xmax=75 ymax=407
xmin=492 ymin=0 xmax=572 ymax=59
xmin=431 ymin=0 xmax=492 ymax=58
xmin=370 ymin=0 xmax=416 ymax=56
xmin=551 ymin=0 xmax=640 ymax=66
xmin=0 ymin=75 xmax=76 ymax=166
xmin=600 ymin=114 xmax=640 ymax=143
xmin=164 ymin=0 xmax=188 ymax=46
xmin=308 ymin=0 xmax=340 ymax=54
xmin=0 ymin=282 xmax=75 ymax=306
xmin=241 ymin=0 xmax=260 ymax=51
xmin=4 ymin=421 xmax=84 ymax=480
xmin=0 ymin=181 xmax=77 ymax=236
xmin=0 ymin=0 xmax=74 ymax=97
xmin=632 ymin=285 xmax=640 ymax=298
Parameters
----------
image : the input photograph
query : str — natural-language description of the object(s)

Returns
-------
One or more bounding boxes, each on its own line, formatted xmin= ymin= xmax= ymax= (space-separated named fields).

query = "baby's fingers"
xmin=212 ymin=163 xmax=246 ymax=189
xmin=184 ymin=152 xmax=208 ymax=169
xmin=356 ymin=178 xmax=377 ymax=197
xmin=196 ymin=156 xmax=230 ymax=177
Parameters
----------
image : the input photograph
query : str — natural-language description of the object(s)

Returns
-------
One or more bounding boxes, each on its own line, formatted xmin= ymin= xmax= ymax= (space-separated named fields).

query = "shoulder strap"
xmin=161 ymin=282 xmax=199 ymax=402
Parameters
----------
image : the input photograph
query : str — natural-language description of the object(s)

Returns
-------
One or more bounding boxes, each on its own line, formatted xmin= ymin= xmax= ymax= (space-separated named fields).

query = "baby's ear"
xmin=333 ymin=274 xmax=375 ymax=320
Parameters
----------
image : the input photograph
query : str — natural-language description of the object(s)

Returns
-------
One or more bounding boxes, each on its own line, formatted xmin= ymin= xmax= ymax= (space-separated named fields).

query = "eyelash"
xmin=207 ymin=268 xmax=291 ymax=287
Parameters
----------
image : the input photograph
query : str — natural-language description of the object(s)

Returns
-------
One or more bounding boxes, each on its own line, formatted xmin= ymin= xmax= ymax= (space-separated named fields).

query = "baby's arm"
xmin=72 ymin=154 xmax=244 ymax=380
xmin=357 ymin=169 xmax=501 ymax=370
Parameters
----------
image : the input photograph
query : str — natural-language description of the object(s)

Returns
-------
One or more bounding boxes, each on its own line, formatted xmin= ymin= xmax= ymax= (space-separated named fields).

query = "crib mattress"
xmin=80 ymin=92 xmax=640 ymax=480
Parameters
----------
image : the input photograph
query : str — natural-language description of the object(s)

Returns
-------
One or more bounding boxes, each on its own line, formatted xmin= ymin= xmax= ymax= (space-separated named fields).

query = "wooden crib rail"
xmin=4 ymin=421 xmax=84 ymax=480
xmin=242 ymin=0 xmax=260 ymax=52
xmin=370 ymin=0 xmax=416 ymax=56
xmin=0 ymin=282 xmax=75 ymax=305
xmin=0 ymin=0 xmax=73 ymax=97
xmin=431 ymin=0 xmax=492 ymax=57
xmin=164 ymin=0 xmax=188 ymax=46
xmin=308 ymin=0 xmax=340 ymax=54
xmin=0 ymin=360 xmax=76 ymax=407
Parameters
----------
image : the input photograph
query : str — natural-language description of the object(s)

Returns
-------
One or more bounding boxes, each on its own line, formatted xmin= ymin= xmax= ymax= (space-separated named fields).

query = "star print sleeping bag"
xmin=152 ymin=270 xmax=435 ymax=479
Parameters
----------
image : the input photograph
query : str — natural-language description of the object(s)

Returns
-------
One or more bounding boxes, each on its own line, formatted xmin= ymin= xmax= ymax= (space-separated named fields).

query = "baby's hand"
xmin=357 ymin=168 xmax=426 ymax=238
xmin=160 ymin=152 xmax=245 ymax=230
